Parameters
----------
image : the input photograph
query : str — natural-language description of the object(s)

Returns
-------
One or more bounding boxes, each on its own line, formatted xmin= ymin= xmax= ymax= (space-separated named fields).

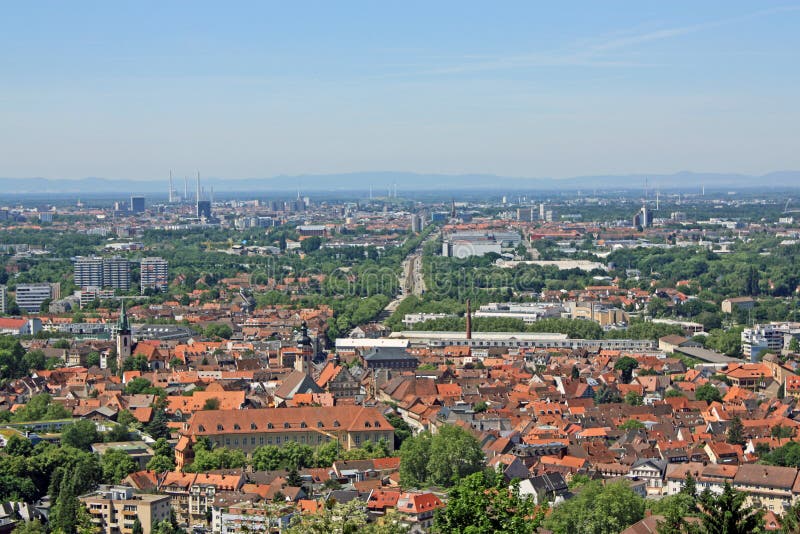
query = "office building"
xmin=80 ymin=486 xmax=171 ymax=534
xmin=130 ymin=196 xmax=145 ymax=213
xmin=140 ymin=257 xmax=169 ymax=293
xmin=14 ymin=283 xmax=53 ymax=313
xmin=632 ymin=204 xmax=651 ymax=228
xmin=196 ymin=200 xmax=212 ymax=220
xmin=0 ymin=286 xmax=5 ymax=314
xmin=410 ymin=214 xmax=424 ymax=233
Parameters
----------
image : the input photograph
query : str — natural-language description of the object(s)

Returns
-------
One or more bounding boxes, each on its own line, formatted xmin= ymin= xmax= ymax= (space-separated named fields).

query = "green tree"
xmin=284 ymin=498 xmax=369 ymax=534
xmin=790 ymin=337 xmax=800 ymax=353
xmin=204 ymin=323 xmax=233 ymax=340
xmin=300 ymin=236 xmax=322 ymax=254
xmin=760 ymin=441 xmax=800 ymax=467
xmin=615 ymin=356 xmax=639 ymax=384
xmin=698 ymin=483 xmax=764 ymax=534
xmin=85 ymin=352 xmax=101 ymax=368
xmin=4 ymin=435 xmax=34 ymax=456
xmin=624 ymin=391 xmax=643 ymax=406
xmin=11 ymin=519 xmax=47 ymax=534
xmin=727 ymin=416 xmax=745 ymax=446
xmin=146 ymin=454 xmax=175 ymax=473
xmin=594 ymin=384 xmax=622 ymax=404
xmin=61 ymin=420 xmax=100 ymax=451
xmin=399 ymin=425 xmax=483 ymax=488
xmin=620 ymin=419 xmax=646 ymax=431
xmin=101 ymin=449 xmax=137 ymax=484
xmin=544 ymin=480 xmax=645 ymax=534
xmin=103 ymin=424 xmax=130 ymax=442
xmin=117 ymin=409 xmax=137 ymax=428
xmin=695 ymin=383 xmax=723 ymax=403
xmin=202 ymin=397 xmax=220 ymax=410
xmin=433 ymin=469 xmax=545 ymax=534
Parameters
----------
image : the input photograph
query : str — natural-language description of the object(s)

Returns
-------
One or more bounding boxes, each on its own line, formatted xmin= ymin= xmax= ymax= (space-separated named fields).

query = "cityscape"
xmin=2 ymin=2 xmax=800 ymax=534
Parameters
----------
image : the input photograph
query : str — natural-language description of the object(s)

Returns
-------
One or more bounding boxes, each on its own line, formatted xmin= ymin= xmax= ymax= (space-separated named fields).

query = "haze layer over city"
xmin=1 ymin=3 xmax=800 ymax=534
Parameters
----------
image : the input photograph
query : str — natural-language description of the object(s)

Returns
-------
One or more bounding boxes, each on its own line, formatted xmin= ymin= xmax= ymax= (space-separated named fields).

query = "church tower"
xmin=116 ymin=300 xmax=132 ymax=369
xmin=294 ymin=321 xmax=314 ymax=374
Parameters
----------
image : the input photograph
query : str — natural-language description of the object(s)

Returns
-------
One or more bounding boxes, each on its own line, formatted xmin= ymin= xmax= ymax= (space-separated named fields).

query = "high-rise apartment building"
xmin=74 ymin=256 xmax=105 ymax=287
xmin=140 ymin=257 xmax=169 ymax=294
xmin=103 ymin=257 xmax=131 ymax=290
xmin=0 ymin=286 xmax=6 ymax=314
xmin=74 ymin=256 xmax=131 ymax=291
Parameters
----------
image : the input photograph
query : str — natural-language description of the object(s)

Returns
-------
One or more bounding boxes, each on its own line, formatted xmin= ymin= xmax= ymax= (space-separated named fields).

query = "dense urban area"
xmin=2 ymin=184 xmax=800 ymax=534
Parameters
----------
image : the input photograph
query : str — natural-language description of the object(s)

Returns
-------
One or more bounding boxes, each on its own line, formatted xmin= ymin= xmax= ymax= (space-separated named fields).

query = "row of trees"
xmin=184 ymin=437 xmax=395 ymax=473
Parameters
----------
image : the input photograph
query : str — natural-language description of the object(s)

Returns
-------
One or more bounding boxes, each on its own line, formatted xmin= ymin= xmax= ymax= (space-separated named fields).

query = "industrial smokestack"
xmin=466 ymin=299 xmax=472 ymax=340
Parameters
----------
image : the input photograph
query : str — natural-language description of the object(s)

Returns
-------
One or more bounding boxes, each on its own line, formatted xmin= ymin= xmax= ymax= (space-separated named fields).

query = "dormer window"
xmin=375 ymin=421 xmax=381 ymax=428
xmin=333 ymin=420 xmax=340 ymax=428
xmin=317 ymin=421 xmax=324 ymax=428
xmin=198 ymin=425 xmax=205 ymax=432
xmin=284 ymin=422 xmax=290 ymax=429
xmin=233 ymin=424 xmax=241 ymax=430
xmin=217 ymin=424 xmax=224 ymax=431
xmin=250 ymin=423 xmax=257 ymax=430
xmin=364 ymin=422 xmax=371 ymax=428
xmin=267 ymin=423 xmax=274 ymax=429
xmin=300 ymin=422 xmax=307 ymax=428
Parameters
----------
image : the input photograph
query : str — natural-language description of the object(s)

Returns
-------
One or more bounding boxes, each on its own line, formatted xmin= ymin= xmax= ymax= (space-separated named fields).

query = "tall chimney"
xmin=466 ymin=299 xmax=472 ymax=340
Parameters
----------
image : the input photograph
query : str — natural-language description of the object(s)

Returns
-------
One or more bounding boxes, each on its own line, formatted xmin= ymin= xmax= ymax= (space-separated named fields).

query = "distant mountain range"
xmin=1 ymin=170 xmax=798 ymax=195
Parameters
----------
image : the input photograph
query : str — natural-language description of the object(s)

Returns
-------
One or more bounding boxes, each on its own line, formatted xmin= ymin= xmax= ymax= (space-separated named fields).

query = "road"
xmin=379 ymin=232 xmax=436 ymax=320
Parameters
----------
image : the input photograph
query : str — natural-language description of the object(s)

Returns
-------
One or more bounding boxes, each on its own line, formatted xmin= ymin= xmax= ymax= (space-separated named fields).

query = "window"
xmin=333 ymin=420 xmax=340 ymax=428
xmin=250 ymin=423 xmax=257 ymax=430
xmin=217 ymin=424 xmax=224 ymax=431
xmin=284 ymin=422 xmax=290 ymax=429
xmin=364 ymin=422 xmax=371 ymax=428
xmin=375 ymin=421 xmax=381 ymax=428
xmin=267 ymin=423 xmax=274 ymax=429
xmin=259 ymin=437 xmax=265 ymax=445
xmin=234 ymin=424 xmax=241 ymax=430
xmin=198 ymin=425 xmax=205 ymax=432
xmin=300 ymin=421 xmax=307 ymax=428
xmin=317 ymin=421 xmax=324 ymax=428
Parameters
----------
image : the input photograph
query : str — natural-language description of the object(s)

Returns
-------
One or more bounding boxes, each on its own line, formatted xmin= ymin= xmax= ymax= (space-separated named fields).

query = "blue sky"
xmin=1 ymin=1 xmax=798 ymax=180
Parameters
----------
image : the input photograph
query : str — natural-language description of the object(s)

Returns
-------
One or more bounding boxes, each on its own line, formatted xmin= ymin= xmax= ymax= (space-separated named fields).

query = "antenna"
xmin=210 ymin=186 xmax=214 ymax=204
xmin=369 ymin=184 xmax=373 ymax=200
xmin=656 ymin=186 xmax=660 ymax=211
xmin=184 ymin=176 xmax=188 ymax=201
xmin=196 ymin=171 xmax=201 ymax=203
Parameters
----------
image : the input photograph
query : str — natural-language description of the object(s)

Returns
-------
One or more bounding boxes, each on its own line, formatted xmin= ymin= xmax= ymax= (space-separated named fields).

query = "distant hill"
xmin=1 ymin=170 xmax=798 ymax=194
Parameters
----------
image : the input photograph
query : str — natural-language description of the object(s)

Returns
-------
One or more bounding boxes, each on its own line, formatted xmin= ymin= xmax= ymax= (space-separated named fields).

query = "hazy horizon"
xmin=2 ymin=1 xmax=799 ymax=181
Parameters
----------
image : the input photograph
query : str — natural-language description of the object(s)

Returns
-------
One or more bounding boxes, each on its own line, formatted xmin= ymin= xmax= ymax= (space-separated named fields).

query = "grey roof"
xmin=674 ymin=346 xmax=741 ymax=364
xmin=363 ymin=347 xmax=417 ymax=361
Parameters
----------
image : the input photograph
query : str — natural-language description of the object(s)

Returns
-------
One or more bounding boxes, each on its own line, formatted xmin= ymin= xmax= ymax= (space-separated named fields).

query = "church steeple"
xmin=116 ymin=300 xmax=132 ymax=368
xmin=294 ymin=321 xmax=313 ymax=374
xmin=118 ymin=300 xmax=130 ymax=334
